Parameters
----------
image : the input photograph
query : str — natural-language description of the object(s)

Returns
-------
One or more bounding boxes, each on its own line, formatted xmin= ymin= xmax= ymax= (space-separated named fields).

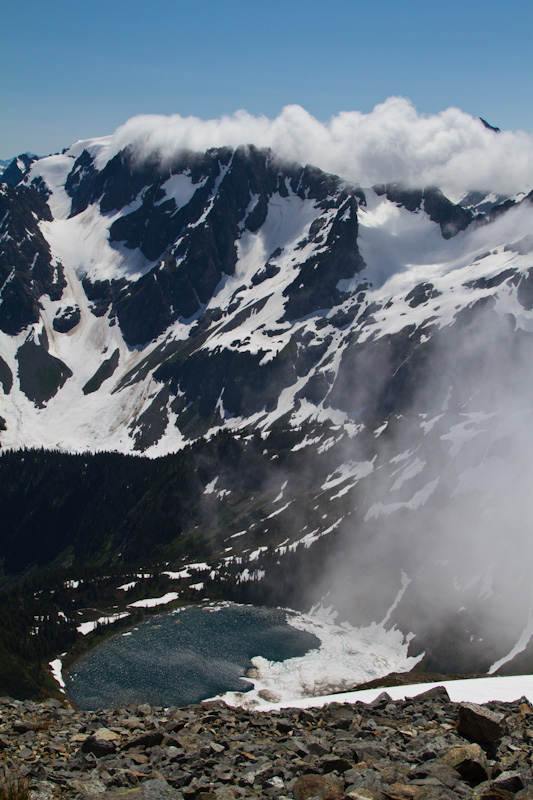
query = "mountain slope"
xmin=2 ymin=137 xmax=533 ymax=684
xmin=2 ymin=140 xmax=531 ymax=455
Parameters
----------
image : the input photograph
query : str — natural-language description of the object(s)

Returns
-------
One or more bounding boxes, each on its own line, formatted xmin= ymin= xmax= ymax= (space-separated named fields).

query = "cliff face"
xmin=0 ymin=689 xmax=531 ymax=799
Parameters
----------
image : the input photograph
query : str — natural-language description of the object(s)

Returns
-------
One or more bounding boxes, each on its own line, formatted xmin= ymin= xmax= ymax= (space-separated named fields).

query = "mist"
xmin=310 ymin=296 xmax=533 ymax=674
xmin=99 ymin=96 xmax=533 ymax=197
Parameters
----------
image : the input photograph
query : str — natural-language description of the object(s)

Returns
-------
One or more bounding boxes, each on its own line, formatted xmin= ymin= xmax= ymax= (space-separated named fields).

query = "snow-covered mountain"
xmin=2 ymin=139 xmax=531 ymax=454
xmin=1 ymin=141 xmax=367 ymax=451
xmin=2 ymin=131 xmax=533 ymax=678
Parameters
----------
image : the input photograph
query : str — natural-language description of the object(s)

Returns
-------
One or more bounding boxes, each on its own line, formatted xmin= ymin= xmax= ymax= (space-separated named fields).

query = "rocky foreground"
xmin=1 ymin=689 xmax=533 ymax=799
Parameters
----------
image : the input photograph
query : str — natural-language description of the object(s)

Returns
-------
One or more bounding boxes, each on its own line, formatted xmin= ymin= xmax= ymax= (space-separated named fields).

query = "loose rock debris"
xmin=0 ymin=687 xmax=532 ymax=799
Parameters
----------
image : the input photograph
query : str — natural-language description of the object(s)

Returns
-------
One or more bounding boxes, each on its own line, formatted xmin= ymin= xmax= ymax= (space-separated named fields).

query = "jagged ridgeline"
xmin=1 ymin=140 xmax=504 ymax=452
xmin=2 ymin=138 xmax=533 ymax=699
xmin=0 ymin=144 xmax=366 ymax=446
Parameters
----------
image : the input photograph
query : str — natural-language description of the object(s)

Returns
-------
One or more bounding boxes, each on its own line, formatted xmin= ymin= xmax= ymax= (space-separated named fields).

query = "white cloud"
xmin=97 ymin=97 xmax=533 ymax=197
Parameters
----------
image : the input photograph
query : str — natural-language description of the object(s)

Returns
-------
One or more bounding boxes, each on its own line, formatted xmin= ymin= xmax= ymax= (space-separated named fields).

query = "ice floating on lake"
xmin=214 ymin=605 xmax=421 ymax=708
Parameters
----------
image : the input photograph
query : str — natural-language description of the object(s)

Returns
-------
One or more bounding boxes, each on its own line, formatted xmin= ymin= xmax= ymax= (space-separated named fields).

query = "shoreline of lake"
xmin=65 ymin=602 xmax=321 ymax=710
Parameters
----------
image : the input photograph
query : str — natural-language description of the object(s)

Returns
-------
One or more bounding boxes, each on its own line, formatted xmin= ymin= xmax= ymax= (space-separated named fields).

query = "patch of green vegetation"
xmin=0 ymin=355 xmax=12 ymax=395
xmin=277 ymin=338 xmax=297 ymax=360
xmin=176 ymin=402 xmax=220 ymax=439
xmin=16 ymin=340 xmax=72 ymax=406
xmin=82 ymin=349 xmax=120 ymax=394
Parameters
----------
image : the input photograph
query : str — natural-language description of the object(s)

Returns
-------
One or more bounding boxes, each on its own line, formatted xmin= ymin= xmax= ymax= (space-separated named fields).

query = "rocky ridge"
xmin=1 ymin=689 xmax=533 ymax=799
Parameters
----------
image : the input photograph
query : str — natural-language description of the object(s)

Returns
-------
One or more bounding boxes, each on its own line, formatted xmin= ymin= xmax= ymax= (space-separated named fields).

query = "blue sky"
xmin=1 ymin=0 xmax=532 ymax=157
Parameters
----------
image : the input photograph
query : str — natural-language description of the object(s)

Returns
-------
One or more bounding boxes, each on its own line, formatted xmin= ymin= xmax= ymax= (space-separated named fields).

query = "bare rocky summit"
xmin=1 ymin=689 xmax=533 ymax=799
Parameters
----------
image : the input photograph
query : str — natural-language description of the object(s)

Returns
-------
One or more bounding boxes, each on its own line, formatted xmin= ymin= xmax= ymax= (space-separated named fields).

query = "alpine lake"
xmin=65 ymin=604 xmax=320 ymax=709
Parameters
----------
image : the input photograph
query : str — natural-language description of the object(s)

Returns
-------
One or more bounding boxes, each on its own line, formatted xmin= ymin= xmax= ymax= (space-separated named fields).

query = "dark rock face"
xmin=422 ymin=187 xmax=473 ymax=239
xmin=53 ymin=305 xmax=81 ymax=333
xmin=327 ymin=323 xmax=427 ymax=422
xmin=0 ymin=355 xmax=13 ymax=394
xmin=80 ymin=734 xmax=117 ymax=758
xmin=67 ymin=145 xmax=365 ymax=346
xmin=374 ymin=183 xmax=473 ymax=238
xmin=65 ymin=149 xmax=99 ymax=215
xmin=328 ymin=298 xmax=529 ymax=428
xmin=281 ymin=195 xmax=364 ymax=321
xmin=16 ymin=335 xmax=72 ymax=407
xmin=516 ymin=268 xmax=533 ymax=311
xmin=82 ymin=276 xmax=125 ymax=319
xmin=504 ymin=236 xmax=533 ymax=257
xmin=0 ymin=184 xmax=65 ymax=335
xmin=464 ymin=269 xmax=517 ymax=292
xmin=479 ymin=118 xmax=501 ymax=133
xmin=0 ymin=153 xmax=38 ymax=188
xmin=151 ymin=328 xmax=331 ymax=424
xmin=440 ymin=742 xmax=489 ymax=786
xmin=374 ymin=183 xmax=423 ymax=213
xmin=67 ymin=147 xmax=168 ymax=218
xmin=82 ymin=349 xmax=120 ymax=395
xmin=405 ymin=282 xmax=441 ymax=308
xmin=130 ymin=386 xmax=170 ymax=451
xmin=1 ymin=692 xmax=532 ymax=799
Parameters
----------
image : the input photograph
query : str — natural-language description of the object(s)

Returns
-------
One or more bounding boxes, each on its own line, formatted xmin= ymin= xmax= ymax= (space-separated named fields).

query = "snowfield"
xmin=250 ymin=675 xmax=533 ymax=712
xmin=3 ymin=146 xmax=533 ymax=455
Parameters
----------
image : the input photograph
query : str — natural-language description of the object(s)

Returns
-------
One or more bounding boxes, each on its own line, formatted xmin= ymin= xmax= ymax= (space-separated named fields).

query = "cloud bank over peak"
xmin=99 ymin=97 xmax=533 ymax=198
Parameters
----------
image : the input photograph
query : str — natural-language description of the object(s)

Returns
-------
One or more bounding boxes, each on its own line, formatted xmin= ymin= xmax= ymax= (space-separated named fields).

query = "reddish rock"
xmin=292 ymin=774 xmax=344 ymax=800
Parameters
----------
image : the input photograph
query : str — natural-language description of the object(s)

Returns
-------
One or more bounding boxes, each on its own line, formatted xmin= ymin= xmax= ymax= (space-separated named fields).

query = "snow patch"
xmin=204 ymin=477 xmax=218 ymax=494
xmin=117 ymin=581 xmax=137 ymax=592
xmin=365 ymin=478 xmax=439 ymax=520
xmin=489 ymin=597 xmax=533 ymax=674
xmin=49 ymin=658 xmax=66 ymax=691
xmin=128 ymin=592 xmax=180 ymax=609
xmin=251 ymin=675 xmax=533 ymax=711
xmin=155 ymin=172 xmax=204 ymax=211
xmin=322 ymin=459 xmax=375 ymax=491
xmin=77 ymin=612 xmax=129 ymax=636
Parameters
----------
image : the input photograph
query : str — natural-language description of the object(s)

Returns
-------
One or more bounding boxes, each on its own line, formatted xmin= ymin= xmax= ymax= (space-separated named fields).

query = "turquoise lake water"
xmin=66 ymin=604 xmax=320 ymax=709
